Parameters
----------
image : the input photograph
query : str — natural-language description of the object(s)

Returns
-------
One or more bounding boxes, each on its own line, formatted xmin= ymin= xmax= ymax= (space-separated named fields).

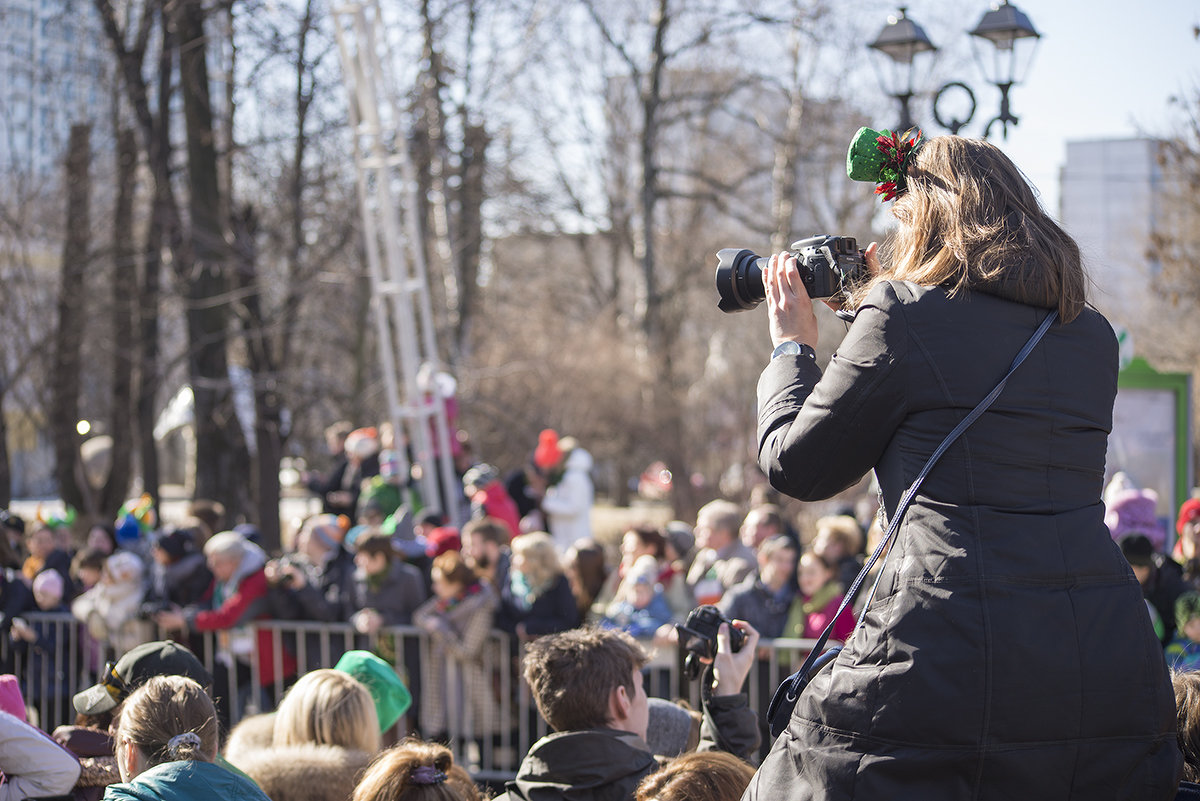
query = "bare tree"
xmin=50 ymin=124 xmax=92 ymax=515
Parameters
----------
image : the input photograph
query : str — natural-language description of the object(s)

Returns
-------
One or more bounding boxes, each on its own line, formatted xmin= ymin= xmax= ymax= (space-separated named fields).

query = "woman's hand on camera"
xmin=765 ymin=252 xmax=819 ymax=348
xmin=712 ymin=620 xmax=759 ymax=697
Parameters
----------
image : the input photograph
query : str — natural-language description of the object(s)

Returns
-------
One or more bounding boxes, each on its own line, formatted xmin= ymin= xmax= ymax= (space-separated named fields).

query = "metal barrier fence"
xmin=0 ymin=612 xmax=822 ymax=781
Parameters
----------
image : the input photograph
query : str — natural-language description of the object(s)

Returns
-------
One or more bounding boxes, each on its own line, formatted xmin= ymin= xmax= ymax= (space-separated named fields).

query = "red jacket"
xmin=476 ymin=482 xmax=522 ymax=541
xmin=190 ymin=562 xmax=296 ymax=687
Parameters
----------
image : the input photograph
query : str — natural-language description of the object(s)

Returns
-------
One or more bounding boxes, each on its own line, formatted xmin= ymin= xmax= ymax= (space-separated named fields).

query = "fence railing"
xmin=0 ymin=612 xmax=823 ymax=781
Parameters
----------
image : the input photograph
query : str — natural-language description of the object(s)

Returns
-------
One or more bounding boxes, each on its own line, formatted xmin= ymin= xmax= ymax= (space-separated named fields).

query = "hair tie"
xmin=410 ymin=766 xmax=447 ymax=785
xmin=166 ymin=732 xmax=201 ymax=756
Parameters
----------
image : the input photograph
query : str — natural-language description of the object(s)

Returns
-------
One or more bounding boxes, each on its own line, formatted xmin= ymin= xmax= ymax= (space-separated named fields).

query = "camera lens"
xmin=715 ymin=248 xmax=766 ymax=313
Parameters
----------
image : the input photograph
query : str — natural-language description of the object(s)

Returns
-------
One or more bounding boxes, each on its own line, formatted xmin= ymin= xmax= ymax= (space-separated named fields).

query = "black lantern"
xmin=868 ymin=7 xmax=937 ymax=133
xmin=969 ymin=1 xmax=1041 ymax=138
xmin=871 ymin=2 xmax=1041 ymax=139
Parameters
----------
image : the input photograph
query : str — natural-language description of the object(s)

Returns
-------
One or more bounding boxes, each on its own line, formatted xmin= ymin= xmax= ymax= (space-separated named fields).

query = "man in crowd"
xmin=720 ymin=536 xmax=797 ymax=638
xmin=462 ymin=516 xmax=512 ymax=593
xmin=687 ymin=500 xmax=756 ymax=607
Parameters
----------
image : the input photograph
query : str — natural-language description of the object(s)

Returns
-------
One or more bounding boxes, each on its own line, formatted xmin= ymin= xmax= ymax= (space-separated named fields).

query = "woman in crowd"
xmin=412 ymin=552 xmax=498 ymax=742
xmin=782 ymin=551 xmax=854 ymax=643
xmin=225 ymin=668 xmax=380 ymax=801
xmin=745 ymin=131 xmax=1181 ymax=798
xmin=562 ymin=539 xmax=608 ymax=623
xmin=103 ymin=675 xmax=268 ymax=801
xmin=495 ymin=532 xmax=577 ymax=639
xmin=352 ymin=739 xmax=481 ymax=801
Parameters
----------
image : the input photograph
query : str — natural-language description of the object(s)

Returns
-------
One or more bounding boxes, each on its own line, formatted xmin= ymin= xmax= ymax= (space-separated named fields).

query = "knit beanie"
xmin=645 ymin=698 xmax=700 ymax=757
xmin=0 ymin=675 xmax=27 ymax=721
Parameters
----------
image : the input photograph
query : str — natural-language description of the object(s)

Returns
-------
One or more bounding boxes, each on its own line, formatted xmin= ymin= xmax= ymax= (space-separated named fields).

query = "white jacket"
xmin=0 ymin=710 xmax=80 ymax=801
xmin=541 ymin=448 xmax=594 ymax=551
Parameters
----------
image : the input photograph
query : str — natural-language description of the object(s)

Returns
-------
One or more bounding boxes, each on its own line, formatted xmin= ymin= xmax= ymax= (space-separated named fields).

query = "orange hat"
xmin=534 ymin=429 xmax=562 ymax=469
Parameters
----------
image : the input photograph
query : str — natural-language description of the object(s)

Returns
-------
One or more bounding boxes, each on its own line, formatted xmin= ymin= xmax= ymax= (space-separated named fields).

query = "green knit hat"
xmin=846 ymin=126 xmax=923 ymax=201
xmin=334 ymin=650 xmax=412 ymax=732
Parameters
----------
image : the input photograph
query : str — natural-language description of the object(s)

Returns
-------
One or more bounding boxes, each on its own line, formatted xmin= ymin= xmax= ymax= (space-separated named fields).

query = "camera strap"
xmin=766 ymin=308 xmax=1059 ymax=739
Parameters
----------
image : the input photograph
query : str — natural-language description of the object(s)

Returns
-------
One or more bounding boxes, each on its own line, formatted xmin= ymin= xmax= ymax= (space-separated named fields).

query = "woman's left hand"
xmin=765 ymin=251 xmax=819 ymax=349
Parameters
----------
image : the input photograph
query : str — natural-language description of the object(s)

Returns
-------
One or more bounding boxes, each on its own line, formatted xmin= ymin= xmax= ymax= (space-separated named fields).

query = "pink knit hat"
xmin=0 ymin=675 xmax=27 ymax=722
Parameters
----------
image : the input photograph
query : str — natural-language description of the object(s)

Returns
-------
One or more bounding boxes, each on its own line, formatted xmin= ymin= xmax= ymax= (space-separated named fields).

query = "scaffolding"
xmin=332 ymin=2 xmax=460 ymax=525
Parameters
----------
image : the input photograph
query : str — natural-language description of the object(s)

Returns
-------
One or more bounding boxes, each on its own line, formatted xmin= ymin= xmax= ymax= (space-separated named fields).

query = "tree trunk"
xmin=0 ymin=378 xmax=10 ymax=508
xmin=101 ymin=128 xmax=138 ymax=516
xmin=230 ymin=207 xmax=282 ymax=552
xmin=454 ymin=123 xmax=488 ymax=357
xmin=175 ymin=0 xmax=251 ymax=518
xmin=51 ymin=124 xmax=92 ymax=515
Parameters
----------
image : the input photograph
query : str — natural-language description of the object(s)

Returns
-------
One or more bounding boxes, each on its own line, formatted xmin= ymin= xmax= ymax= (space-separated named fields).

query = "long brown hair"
xmin=352 ymin=740 xmax=480 ymax=801
xmin=1174 ymin=670 xmax=1200 ymax=782
xmin=635 ymin=750 xmax=755 ymax=801
xmin=117 ymin=676 xmax=218 ymax=767
xmin=854 ymin=135 xmax=1086 ymax=322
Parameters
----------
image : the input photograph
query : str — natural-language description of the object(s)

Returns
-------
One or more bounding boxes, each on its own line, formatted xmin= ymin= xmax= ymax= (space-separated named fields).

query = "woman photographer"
xmin=745 ymin=131 xmax=1180 ymax=799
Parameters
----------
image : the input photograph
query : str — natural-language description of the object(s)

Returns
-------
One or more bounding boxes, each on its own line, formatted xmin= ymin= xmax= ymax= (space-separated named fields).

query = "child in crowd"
xmin=225 ymin=669 xmax=380 ymax=801
xmin=105 ymin=675 xmax=269 ymax=801
xmin=1168 ymin=592 xmax=1200 ymax=672
xmin=352 ymin=739 xmax=482 ymax=801
xmin=72 ymin=551 xmax=152 ymax=655
xmin=600 ymin=555 xmax=673 ymax=639
xmin=10 ymin=570 xmax=72 ymax=722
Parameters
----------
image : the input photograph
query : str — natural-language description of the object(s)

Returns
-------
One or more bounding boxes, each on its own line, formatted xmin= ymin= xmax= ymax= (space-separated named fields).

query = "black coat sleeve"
xmin=757 ymin=281 xmax=911 ymax=502
xmin=698 ymin=692 xmax=761 ymax=763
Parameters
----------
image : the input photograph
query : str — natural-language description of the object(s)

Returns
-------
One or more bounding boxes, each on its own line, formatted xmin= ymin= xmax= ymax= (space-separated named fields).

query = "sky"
xmin=968 ymin=0 xmax=1199 ymax=216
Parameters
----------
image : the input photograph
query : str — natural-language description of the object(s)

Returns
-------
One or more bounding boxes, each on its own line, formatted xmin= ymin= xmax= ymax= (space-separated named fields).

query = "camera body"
xmin=677 ymin=604 xmax=745 ymax=680
xmin=715 ymin=235 xmax=867 ymax=313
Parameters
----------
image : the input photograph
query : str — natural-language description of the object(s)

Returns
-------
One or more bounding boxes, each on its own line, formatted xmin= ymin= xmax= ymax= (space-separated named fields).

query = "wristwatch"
xmin=771 ymin=340 xmax=817 ymax=361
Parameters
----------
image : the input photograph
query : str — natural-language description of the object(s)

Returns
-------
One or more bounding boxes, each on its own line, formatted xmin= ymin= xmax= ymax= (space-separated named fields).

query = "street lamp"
xmin=868 ymin=7 xmax=937 ymax=133
xmin=869 ymin=2 xmax=1041 ymax=139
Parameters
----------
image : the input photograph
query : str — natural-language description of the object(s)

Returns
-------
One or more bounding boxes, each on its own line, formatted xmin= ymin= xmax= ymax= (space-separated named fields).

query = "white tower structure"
xmin=332 ymin=2 xmax=461 ymax=525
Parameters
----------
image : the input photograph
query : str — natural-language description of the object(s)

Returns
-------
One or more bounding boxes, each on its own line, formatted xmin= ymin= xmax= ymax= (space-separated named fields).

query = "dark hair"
xmin=352 ymin=739 xmax=480 ymax=801
xmin=626 ymin=525 xmax=666 ymax=560
xmin=523 ymin=626 xmax=647 ymax=732
xmin=431 ymin=552 xmax=476 ymax=588
xmin=635 ymin=750 xmax=755 ymax=801
xmin=461 ymin=517 xmax=509 ymax=547
xmin=355 ymin=530 xmax=395 ymax=561
xmin=72 ymin=547 xmax=108 ymax=578
xmin=1175 ymin=670 xmax=1200 ymax=782
xmin=564 ymin=539 xmax=609 ymax=617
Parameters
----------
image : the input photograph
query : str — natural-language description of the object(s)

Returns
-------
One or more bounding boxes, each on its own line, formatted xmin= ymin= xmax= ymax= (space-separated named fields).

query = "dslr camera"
xmin=677 ymin=605 xmax=745 ymax=681
xmin=715 ymin=235 xmax=867 ymax=313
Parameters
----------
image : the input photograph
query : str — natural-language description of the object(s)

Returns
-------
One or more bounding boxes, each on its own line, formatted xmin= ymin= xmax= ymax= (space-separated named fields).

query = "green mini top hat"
xmin=847 ymin=126 xmax=923 ymax=202
xmin=334 ymin=650 xmax=412 ymax=733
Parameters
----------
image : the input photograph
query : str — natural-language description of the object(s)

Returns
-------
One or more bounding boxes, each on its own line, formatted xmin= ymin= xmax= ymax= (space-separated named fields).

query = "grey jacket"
xmin=746 ymin=281 xmax=1181 ymax=800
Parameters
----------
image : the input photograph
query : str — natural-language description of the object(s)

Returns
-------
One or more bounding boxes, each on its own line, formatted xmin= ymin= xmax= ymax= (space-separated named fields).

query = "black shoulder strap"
xmin=766 ymin=309 xmax=1058 ymax=738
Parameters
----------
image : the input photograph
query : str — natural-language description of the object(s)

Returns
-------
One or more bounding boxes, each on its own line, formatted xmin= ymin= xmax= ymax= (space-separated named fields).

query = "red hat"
xmin=425 ymin=527 xmax=462 ymax=558
xmin=534 ymin=429 xmax=562 ymax=469
xmin=1179 ymin=498 xmax=1200 ymax=535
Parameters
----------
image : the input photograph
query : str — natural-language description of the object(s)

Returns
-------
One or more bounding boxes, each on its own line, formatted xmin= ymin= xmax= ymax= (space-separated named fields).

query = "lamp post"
xmin=869 ymin=2 xmax=1041 ymax=139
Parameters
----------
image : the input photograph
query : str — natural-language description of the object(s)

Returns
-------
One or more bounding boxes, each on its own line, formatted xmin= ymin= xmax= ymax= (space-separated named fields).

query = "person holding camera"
xmin=743 ymin=131 xmax=1180 ymax=799
xmin=498 ymin=620 xmax=759 ymax=801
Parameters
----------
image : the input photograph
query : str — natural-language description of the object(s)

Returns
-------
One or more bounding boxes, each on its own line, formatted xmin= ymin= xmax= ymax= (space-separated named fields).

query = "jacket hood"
xmin=564 ymin=448 xmax=593 ymax=472
xmin=505 ymin=729 xmax=656 ymax=801
xmin=232 ymin=542 xmax=267 ymax=586
xmin=225 ymin=743 xmax=373 ymax=801
xmin=104 ymin=759 xmax=270 ymax=801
